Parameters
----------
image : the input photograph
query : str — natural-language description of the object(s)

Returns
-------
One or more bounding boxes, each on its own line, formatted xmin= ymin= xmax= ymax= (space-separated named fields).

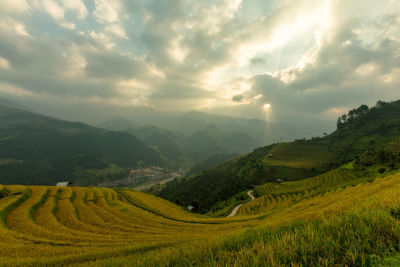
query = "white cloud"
xmin=356 ymin=63 xmax=379 ymax=76
xmin=105 ymin=24 xmax=127 ymax=39
xmin=116 ymin=78 xmax=152 ymax=105
xmin=30 ymin=0 xmax=87 ymax=21
xmin=94 ymin=0 xmax=120 ymax=23
xmin=0 ymin=82 xmax=35 ymax=97
xmin=62 ymin=0 xmax=88 ymax=19
xmin=0 ymin=18 xmax=30 ymax=36
xmin=0 ymin=57 xmax=10 ymax=69
xmin=380 ymin=68 xmax=400 ymax=83
xmin=168 ymin=37 xmax=189 ymax=63
xmin=89 ymin=31 xmax=115 ymax=50
xmin=60 ymin=22 xmax=76 ymax=30
xmin=183 ymin=0 xmax=242 ymax=35
xmin=62 ymin=45 xmax=86 ymax=78
xmin=0 ymin=0 xmax=29 ymax=14
xmin=41 ymin=0 xmax=65 ymax=20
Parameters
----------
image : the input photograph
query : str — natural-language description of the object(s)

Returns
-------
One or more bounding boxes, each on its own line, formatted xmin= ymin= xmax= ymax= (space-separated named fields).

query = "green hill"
xmin=158 ymin=100 xmax=400 ymax=213
xmin=187 ymin=153 xmax=240 ymax=175
xmin=0 ymin=105 xmax=164 ymax=186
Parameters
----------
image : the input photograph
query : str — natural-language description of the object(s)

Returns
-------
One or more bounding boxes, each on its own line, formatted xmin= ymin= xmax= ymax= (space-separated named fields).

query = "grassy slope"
xmin=159 ymin=100 xmax=400 ymax=213
xmin=86 ymin=171 xmax=400 ymax=266
xmin=263 ymin=142 xmax=336 ymax=168
xmin=1 ymin=167 xmax=400 ymax=266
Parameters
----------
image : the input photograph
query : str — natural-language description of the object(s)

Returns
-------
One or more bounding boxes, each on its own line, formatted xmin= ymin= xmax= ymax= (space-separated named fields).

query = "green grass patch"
xmin=0 ymin=158 xmax=23 ymax=166
xmin=52 ymin=189 xmax=61 ymax=215
xmin=263 ymin=143 xmax=336 ymax=169
xmin=379 ymin=254 xmax=400 ymax=266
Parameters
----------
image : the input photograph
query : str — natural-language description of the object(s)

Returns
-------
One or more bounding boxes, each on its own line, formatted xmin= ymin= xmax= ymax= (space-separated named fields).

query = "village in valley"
xmin=97 ymin=166 xmax=184 ymax=189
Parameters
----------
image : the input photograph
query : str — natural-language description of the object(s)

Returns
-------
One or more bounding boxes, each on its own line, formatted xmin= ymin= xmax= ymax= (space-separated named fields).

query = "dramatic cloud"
xmin=0 ymin=0 xmax=399 ymax=123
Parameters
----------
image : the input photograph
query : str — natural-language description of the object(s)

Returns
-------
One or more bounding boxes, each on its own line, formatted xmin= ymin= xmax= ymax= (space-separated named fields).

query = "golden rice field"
xmin=240 ymin=168 xmax=365 ymax=216
xmin=2 ymin=170 xmax=400 ymax=266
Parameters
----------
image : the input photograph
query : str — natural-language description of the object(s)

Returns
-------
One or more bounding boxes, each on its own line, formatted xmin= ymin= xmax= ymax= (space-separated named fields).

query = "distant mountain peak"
xmin=99 ymin=116 xmax=138 ymax=131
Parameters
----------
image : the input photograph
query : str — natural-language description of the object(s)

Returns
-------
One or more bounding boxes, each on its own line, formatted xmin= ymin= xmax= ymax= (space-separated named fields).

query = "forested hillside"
xmin=0 ymin=105 xmax=164 ymax=186
xmin=159 ymin=100 xmax=400 ymax=213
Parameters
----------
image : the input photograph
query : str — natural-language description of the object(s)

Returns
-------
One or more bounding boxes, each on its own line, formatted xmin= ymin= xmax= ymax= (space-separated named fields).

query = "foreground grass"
xmin=2 ymin=172 xmax=400 ymax=266
xmin=81 ymin=205 xmax=400 ymax=266
xmin=83 ymin=173 xmax=400 ymax=266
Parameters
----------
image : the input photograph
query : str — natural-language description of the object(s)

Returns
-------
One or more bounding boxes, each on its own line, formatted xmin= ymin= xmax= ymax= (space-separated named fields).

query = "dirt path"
xmin=227 ymin=190 xmax=255 ymax=217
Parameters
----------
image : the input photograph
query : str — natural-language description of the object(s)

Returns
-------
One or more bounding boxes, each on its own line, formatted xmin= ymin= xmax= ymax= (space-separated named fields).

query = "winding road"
xmin=227 ymin=190 xmax=255 ymax=217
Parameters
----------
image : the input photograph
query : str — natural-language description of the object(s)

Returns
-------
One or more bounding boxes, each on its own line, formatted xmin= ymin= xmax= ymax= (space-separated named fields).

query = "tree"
xmin=0 ymin=187 xmax=10 ymax=198
xmin=376 ymin=100 xmax=387 ymax=108
xmin=336 ymin=117 xmax=343 ymax=129
xmin=348 ymin=109 xmax=356 ymax=118
xmin=356 ymin=104 xmax=369 ymax=114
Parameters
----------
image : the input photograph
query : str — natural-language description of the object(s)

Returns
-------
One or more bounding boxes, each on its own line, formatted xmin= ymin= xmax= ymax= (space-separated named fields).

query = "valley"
xmin=96 ymin=166 xmax=183 ymax=189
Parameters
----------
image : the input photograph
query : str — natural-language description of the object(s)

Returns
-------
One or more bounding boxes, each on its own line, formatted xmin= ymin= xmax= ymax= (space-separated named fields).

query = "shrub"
xmin=0 ymin=187 xmax=10 ymax=198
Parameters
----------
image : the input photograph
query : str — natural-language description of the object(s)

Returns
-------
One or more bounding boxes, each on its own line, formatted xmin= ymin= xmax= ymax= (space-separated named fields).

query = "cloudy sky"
xmin=0 ymin=0 xmax=399 ymax=123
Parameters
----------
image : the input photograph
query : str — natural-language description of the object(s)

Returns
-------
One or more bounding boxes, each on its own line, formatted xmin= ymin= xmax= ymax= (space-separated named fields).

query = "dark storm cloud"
xmin=250 ymin=57 xmax=267 ymax=65
xmin=232 ymin=94 xmax=244 ymax=102
xmin=84 ymin=51 xmax=144 ymax=80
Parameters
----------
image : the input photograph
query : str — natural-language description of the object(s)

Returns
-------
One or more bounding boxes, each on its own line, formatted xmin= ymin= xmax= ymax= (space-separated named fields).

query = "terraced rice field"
xmin=2 ymin=170 xmax=400 ymax=266
xmin=240 ymin=168 xmax=373 ymax=215
xmin=263 ymin=143 xmax=337 ymax=168
xmin=0 ymin=185 xmax=261 ymax=266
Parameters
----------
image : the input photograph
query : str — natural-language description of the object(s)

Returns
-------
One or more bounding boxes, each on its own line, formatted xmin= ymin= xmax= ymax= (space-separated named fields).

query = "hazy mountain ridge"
xmin=100 ymin=110 xmax=333 ymax=169
xmin=99 ymin=117 xmax=139 ymax=131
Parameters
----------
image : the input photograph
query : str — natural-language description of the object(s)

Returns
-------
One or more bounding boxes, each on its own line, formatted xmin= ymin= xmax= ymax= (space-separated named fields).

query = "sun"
xmin=263 ymin=103 xmax=271 ymax=110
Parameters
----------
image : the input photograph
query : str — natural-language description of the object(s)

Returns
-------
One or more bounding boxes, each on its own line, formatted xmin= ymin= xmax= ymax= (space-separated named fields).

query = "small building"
xmin=276 ymin=179 xmax=283 ymax=184
xmin=56 ymin=181 xmax=72 ymax=187
xmin=268 ymin=154 xmax=274 ymax=157
xmin=187 ymin=205 xmax=194 ymax=212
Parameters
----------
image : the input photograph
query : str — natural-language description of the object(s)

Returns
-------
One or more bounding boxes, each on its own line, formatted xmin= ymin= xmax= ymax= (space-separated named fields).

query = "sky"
xmin=0 ymin=0 xmax=400 ymax=123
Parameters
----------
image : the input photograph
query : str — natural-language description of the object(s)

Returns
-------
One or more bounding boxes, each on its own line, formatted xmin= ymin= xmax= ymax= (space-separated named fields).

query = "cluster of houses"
xmin=96 ymin=166 xmax=182 ymax=188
